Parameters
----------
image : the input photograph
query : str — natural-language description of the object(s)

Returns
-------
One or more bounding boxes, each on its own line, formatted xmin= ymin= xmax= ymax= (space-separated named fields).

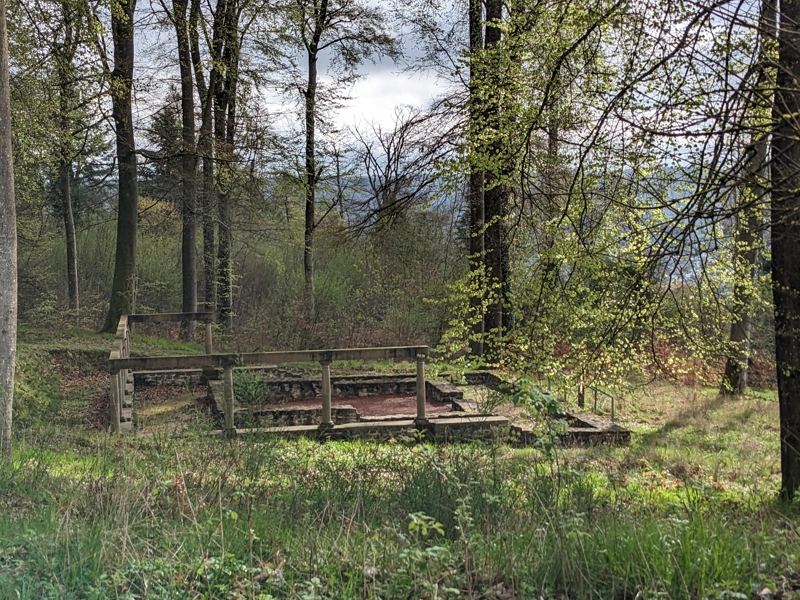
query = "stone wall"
xmin=255 ymin=375 xmax=417 ymax=402
xmin=246 ymin=405 xmax=360 ymax=427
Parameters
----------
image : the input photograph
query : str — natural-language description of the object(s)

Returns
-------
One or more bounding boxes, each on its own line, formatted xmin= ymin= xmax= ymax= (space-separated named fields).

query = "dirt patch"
xmin=263 ymin=394 xmax=453 ymax=417
xmin=135 ymin=385 xmax=209 ymax=431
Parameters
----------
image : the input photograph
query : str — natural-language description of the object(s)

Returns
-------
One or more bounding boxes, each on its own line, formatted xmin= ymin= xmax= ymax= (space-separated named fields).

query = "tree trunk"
xmin=103 ymin=0 xmax=139 ymax=333
xmin=468 ymin=0 xmax=485 ymax=357
xmin=56 ymin=1 xmax=79 ymax=312
xmin=174 ymin=0 xmax=197 ymax=338
xmin=304 ymin=48 xmax=318 ymax=316
xmin=190 ymin=0 xmax=217 ymax=312
xmin=771 ymin=0 xmax=800 ymax=501
xmin=721 ymin=0 xmax=774 ymax=396
xmin=721 ymin=192 xmax=763 ymax=395
xmin=302 ymin=0 xmax=327 ymax=318
xmin=59 ymin=158 xmax=79 ymax=311
xmin=483 ymin=0 xmax=504 ymax=343
xmin=215 ymin=3 xmax=238 ymax=329
xmin=0 ymin=0 xmax=16 ymax=457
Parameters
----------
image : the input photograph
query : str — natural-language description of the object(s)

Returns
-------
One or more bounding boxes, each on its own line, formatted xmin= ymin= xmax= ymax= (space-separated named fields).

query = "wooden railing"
xmin=107 ymin=312 xmax=214 ymax=433
xmin=108 ymin=313 xmax=428 ymax=434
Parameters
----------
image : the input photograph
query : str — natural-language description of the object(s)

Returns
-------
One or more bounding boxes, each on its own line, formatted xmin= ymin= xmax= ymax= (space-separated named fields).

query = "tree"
xmin=0 ymin=0 xmax=16 ymax=456
xmin=13 ymin=0 xmax=106 ymax=314
xmin=213 ymin=0 xmax=242 ymax=328
xmin=159 ymin=0 xmax=199 ymax=337
xmin=467 ymin=0 xmax=485 ymax=356
xmin=283 ymin=0 xmax=397 ymax=315
xmin=720 ymin=0 xmax=774 ymax=396
xmin=770 ymin=0 xmax=800 ymax=500
xmin=102 ymin=0 xmax=139 ymax=332
xmin=349 ymin=107 xmax=453 ymax=231
xmin=54 ymin=0 xmax=81 ymax=311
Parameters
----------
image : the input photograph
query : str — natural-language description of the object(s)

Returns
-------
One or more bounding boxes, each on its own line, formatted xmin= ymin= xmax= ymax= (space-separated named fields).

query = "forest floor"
xmin=0 ymin=329 xmax=794 ymax=599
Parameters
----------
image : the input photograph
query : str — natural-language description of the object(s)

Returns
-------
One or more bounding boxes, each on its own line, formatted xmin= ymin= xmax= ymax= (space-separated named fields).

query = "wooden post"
xmin=320 ymin=361 xmax=332 ymax=428
xmin=109 ymin=371 xmax=120 ymax=434
xmin=205 ymin=322 xmax=213 ymax=355
xmin=223 ymin=367 xmax=234 ymax=433
xmin=416 ymin=357 xmax=426 ymax=422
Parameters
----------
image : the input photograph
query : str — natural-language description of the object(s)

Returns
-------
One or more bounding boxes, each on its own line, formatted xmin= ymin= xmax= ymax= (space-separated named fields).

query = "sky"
xmin=131 ymin=3 xmax=461 ymax=149
xmin=335 ymin=68 xmax=446 ymax=129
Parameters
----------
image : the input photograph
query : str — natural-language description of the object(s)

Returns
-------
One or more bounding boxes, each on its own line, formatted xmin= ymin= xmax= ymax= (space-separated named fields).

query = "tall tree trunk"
xmin=190 ymin=0 xmax=217 ymax=312
xmin=303 ymin=0 xmax=327 ymax=318
xmin=483 ymin=0 xmax=505 ymax=345
xmin=304 ymin=48 xmax=318 ymax=316
xmin=468 ymin=0 xmax=485 ymax=357
xmin=771 ymin=0 xmax=800 ymax=501
xmin=56 ymin=1 xmax=79 ymax=312
xmin=0 ymin=0 xmax=16 ymax=457
xmin=103 ymin=0 xmax=139 ymax=332
xmin=721 ymin=168 xmax=765 ymax=395
xmin=173 ymin=0 xmax=197 ymax=338
xmin=215 ymin=4 xmax=238 ymax=329
xmin=59 ymin=158 xmax=79 ymax=310
xmin=721 ymin=0 xmax=774 ymax=395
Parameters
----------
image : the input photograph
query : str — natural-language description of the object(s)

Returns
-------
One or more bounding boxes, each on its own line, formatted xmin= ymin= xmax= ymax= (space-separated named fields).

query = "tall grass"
xmin=0 ymin=425 xmax=796 ymax=599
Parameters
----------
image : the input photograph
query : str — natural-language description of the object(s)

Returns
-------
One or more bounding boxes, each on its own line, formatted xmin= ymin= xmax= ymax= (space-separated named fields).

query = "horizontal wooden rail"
xmin=108 ymin=346 xmax=428 ymax=373
xmin=128 ymin=312 xmax=215 ymax=324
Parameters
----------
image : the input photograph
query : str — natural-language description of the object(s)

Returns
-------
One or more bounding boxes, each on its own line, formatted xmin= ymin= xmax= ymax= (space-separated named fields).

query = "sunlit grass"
xmin=1 ymin=344 xmax=798 ymax=598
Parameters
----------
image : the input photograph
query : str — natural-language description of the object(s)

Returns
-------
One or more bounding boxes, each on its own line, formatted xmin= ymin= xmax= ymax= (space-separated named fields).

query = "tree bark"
xmin=190 ymin=0 xmax=217 ymax=312
xmin=103 ymin=0 xmax=139 ymax=332
xmin=215 ymin=0 xmax=238 ymax=328
xmin=303 ymin=0 xmax=328 ymax=318
xmin=56 ymin=0 xmax=79 ymax=311
xmin=0 ymin=0 xmax=17 ymax=457
xmin=173 ymin=0 xmax=197 ymax=338
xmin=468 ymin=0 xmax=485 ymax=357
xmin=771 ymin=0 xmax=800 ymax=501
xmin=59 ymin=158 xmax=79 ymax=311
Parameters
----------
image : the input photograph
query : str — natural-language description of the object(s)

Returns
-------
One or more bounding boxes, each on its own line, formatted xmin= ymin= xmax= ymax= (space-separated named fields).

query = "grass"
xmin=572 ymin=383 xmax=782 ymax=495
xmin=1 ymin=342 xmax=798 ymax=599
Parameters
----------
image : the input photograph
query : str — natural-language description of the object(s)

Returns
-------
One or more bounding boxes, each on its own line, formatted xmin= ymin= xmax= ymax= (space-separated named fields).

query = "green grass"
xmin=1 ymin=339 xmax=798 ymax=599
xmin=0 ymin=429 xmax=797 ymax=599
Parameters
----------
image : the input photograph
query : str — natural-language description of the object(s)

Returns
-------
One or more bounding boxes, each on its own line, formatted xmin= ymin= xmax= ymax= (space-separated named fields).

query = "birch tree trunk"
xmin=0 ymin=0 xmax=17 ymax=457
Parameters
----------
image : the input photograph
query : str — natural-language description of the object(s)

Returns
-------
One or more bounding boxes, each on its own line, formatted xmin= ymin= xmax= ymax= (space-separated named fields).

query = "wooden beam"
xmin=127 ymin=312 xmax=215 ymax=324
xmin=108 ymin=346 xmax=429 ymax=373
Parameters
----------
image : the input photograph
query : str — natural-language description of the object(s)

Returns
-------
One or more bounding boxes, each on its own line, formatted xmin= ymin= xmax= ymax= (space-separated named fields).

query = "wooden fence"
xmin=107 ymin=313 xmax=428 ymax=433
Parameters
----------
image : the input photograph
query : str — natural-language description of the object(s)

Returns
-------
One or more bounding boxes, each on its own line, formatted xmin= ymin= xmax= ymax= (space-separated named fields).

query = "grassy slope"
xmin=0 ymin=332 xmax=797 ymax=599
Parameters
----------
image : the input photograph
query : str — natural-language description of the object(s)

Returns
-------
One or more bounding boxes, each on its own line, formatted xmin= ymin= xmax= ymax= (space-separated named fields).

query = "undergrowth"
xmin=0 ymin=426 xmax=797 ymax=599
xmin=1 ymin=344 xmax=795 ymax=599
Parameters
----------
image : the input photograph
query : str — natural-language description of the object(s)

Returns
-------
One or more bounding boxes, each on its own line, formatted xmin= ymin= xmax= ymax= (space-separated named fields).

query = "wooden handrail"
xmin=128 ymin=312 xmax=215 ymax=324
xmin=107 ymin=312 xmax=430 ymax=434
xmin=108 ymin=346 xmax=428 ymax=373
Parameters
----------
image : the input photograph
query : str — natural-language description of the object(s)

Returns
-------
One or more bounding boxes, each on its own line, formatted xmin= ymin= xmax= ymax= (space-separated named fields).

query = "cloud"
xmin=337 ymin=70 xmax=446 ymax=129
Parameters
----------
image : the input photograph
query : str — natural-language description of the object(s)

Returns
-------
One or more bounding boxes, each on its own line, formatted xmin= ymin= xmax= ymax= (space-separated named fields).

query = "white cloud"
xmin=337 ymin=70 xmax=446 ymax=129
